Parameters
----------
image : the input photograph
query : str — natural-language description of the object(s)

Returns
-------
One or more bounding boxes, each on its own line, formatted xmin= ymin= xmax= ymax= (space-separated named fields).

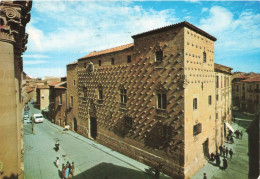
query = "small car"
xmin=33 ymin=114 xmax=44 ymax=123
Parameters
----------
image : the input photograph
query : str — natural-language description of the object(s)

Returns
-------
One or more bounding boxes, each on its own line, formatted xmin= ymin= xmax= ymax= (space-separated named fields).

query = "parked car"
xmin=33 ymin=114 xmax=44 ymax=123
xmin=24 ymin=111 xmax=29 ymax=119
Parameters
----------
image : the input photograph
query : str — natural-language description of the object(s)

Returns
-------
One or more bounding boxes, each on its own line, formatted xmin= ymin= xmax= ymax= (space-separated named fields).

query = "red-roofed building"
xmin=66 ymin=21 xmax=235 ymax=178
xmin=232 ymin=74 xmax=260 ymax=113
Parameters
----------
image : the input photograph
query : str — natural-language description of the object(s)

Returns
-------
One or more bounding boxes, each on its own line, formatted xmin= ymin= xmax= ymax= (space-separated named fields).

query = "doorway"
xmin=90 ymin=117 xmax=97 ymax=139
xmin=203 ymin=138 xmax=209 ymax=159
xmin=73 ymin=118 xmax=77 ymax=132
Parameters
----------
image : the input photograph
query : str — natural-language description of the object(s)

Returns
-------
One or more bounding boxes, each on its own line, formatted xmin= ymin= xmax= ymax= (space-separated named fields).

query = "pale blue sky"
xmin=23 ymin=1 xmax=260 ymax=77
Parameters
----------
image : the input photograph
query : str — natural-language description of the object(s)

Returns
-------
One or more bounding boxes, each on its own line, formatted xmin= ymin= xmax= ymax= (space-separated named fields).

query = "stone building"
xmin=36 ymin=84 xmax=50 ymax=110
xmin=0 ymin=1 xmax=32 ymax=178
xmin=232 ymin=74 xmax=260 ymax=114
xmin=66 ymin=62 xmax=79 ymax=131
xmin=214 ymin=63 xmax=233 ymax=147
xmin=49 ymin=81 xmax=67 ymax=126
xmin=66 ymin=21 xmax=233 ymax=178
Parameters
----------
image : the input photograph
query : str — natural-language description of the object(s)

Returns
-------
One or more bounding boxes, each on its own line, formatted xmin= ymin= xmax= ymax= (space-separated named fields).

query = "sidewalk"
xmin=192 ymin=112 xmax=253 ymax=179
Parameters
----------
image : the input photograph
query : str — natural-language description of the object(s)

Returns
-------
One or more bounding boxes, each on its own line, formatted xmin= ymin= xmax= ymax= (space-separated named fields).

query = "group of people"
xmin=209 ymin=145 xmax=234 ymax=170
xmin=234 ymin=130 xmax=243 ymax=139
xmin=56 ymin=157 xmax=75 ymax=179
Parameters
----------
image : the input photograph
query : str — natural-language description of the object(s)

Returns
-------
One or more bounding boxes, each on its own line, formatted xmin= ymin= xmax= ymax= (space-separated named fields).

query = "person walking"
xmin=31 ymin=119 xmax=35 ymax=135
xmin=223 ymin=158 xmax=228 ymax=169
xmin=225 ymin=147 xmax=229 ymax=158
xmin=65 ymin=166 xmax=69 ymax=179
xmin=215 ymin=153 xmax=221 ymax=166
xmin=240 ymin=131 xmax=243 ymax=139
xmin=203 ymin=173 xmax=207 ymax=179
xmin=71 ymin=162 xmax=75 ymax=177
xmin=219 ymin=146 xmax=223 ymax=156
xmin=62 ymin=164 xmax=65 ymax=179
xmin=56 ymin=157 xmax=59 ymax=168
xmin=229 ymin=148 xmax=233 ymax=159
xmin=68 ymin=162 xmax=72 ymax=178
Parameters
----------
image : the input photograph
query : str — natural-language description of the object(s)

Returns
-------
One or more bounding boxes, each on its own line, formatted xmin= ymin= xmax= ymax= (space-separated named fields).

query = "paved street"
xmin=192 ymin=111 xmax=255 ymax=179
xmin=24 ymin=101 xmax=170 ymax=179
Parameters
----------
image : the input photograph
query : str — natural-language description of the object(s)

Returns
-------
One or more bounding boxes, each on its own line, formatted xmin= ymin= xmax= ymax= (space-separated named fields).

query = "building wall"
xmin=40 ymin=88 xmax=50 ymax=110
xmin=67 ymin=64 xmax=79 ymax=131
xmin=54 ymin=89 xmax=67 ymax=127
xmin=215 ymin=72 xmax=232 ymax=152
xmin=183 ymin=27 xmax=216 ymax=177
xmin=232 ymin=80 xmax=260 ymax=114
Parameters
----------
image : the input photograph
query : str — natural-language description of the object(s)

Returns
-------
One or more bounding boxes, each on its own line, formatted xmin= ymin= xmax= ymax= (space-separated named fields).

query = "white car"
xmin=34 ymin=114 xmax=44 ymax=123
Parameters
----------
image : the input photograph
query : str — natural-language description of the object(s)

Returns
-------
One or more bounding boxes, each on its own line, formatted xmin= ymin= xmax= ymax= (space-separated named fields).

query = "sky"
xmin=23 ymin=0 xmax=260 ymax=78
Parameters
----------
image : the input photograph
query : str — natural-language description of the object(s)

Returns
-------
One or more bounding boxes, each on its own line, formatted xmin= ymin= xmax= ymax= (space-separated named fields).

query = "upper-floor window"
xmin=59 ymin=93 xmax=62 ymax=105
xmin=216 ymin=113 xmax=218 ymax=119
xmin=216 ymin=94 xmax=219 ymax=101
xmin=98 ymin=60 xmax=102 ymax=66
xmin=256 ymin=84 xmax=259 ymax=89
xmin=83 ymin=87 xmax=87 ymax=97
xmin=193 ymin=123 xmax=202 ymax=136
xmin=70 ymin=96 xmax=73 ymax=108
xmin=120 ymin=89 xmax=127 ymax=104
xmin=73 ymin=80 xmax=75 ymax=86
xmin=127 ymin=55 xmax=131 ymax=63
xmin=84 ymin=62 xmax=87 ymax=68
xmin=203 ymin=51 xmax=206 ymax=63
xmin=236 ymin=85 xmax=239 ymax=92
xmin=157 ymin=93 xmax=167 ymax=109
xmin=216 ymin=76 xmax=219 ymax=88
xmin=98 ymin=89 xmax=103 ymax=100
xmin=193 ymin=98 xmax=198 ymax=110
xmin=111 ymin=58 xmax=115 ymax=65
xmin=208 ymin=95 xmax=212 ymax=105
xmin=155 ymin=50 xmax=163 ymax=62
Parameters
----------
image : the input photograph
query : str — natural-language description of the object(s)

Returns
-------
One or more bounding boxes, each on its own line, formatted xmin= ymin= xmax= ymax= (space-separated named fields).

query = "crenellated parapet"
xmin=0 ymin=1 xmax=32 ymax=69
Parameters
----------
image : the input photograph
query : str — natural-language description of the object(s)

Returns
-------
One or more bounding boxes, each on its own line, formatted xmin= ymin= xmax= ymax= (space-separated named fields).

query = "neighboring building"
xmin=214 ymin=63 xmax=233 ymax=147
xmin=232 ymin=74 xmax=260 ymax=114
xmin=0 ymin=1 xmax=32 ymax=178
xmin=66 ymin=62 xmax=79 ymax=132
xmin=65 ymin=21 xmax=234 ymax=178
xmin=36 ymin=84 xmax=50 ymax=110
xmin=49 ymin=81 xmax=67 ymax=126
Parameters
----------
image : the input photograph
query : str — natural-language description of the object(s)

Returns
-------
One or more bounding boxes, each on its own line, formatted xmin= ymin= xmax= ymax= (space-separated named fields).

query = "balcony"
xmin=247 ymin=89 xmax=253 ymax=92
xmin=255 ymin=89 xmax=260 ymax=93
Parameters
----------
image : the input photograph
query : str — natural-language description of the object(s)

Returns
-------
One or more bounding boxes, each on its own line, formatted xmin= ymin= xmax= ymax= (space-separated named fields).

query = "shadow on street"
xmin=73 ymin=162 xmax=171 ymax=179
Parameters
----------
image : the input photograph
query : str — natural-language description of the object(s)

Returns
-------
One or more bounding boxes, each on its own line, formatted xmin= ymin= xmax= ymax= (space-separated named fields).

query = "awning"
xmin=225 ymin=122 xmax=234 ymax=133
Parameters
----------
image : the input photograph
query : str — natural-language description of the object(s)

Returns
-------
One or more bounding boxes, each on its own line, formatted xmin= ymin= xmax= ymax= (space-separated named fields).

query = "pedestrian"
xmin=240 ymin=131 xmax=243 ymax=139
xmin=203 ymin=173 xmax=207 ymax=179
xmin=230 ymin=136 xmax=234 ymax=144
xmin=229 ymin=148 xmax=233 ymax=159
xmin=65 ymin=166 xmax=69 ymax=179
xmin=62 ymin=164 xmax=65 ymax=179
xmin=219 ymin=146 xmax=223 ymax=156
xmin=71 ymin=162 xmax=75 ymax=176
xmin=223 ymin=158 xmax=228 ymax=169
xmin=68 ymin=162 xmax=72 ymax=178
xmin=31 ymin=120 xmax=35 ymax=135
xmin=56 ymin=157 xmax=59 ymax=168
xmin=210 ymin=152 xmax=215 ymax=161
xmin=215 ymin=153 xmax=221 ymax=166
xmin=225 ymin=147 xmax=229 ymax=158
xmin=154 ymin=162 xmax=162 ymax=179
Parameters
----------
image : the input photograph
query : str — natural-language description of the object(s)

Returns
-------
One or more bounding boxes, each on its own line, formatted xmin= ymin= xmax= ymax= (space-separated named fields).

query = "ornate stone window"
xmin=120 ymin=89 xmax=127 ymax=104
xmin=155 ymin=50 xmax=163 ymax=62
xmin=193 ymin=123 xmax=202 ymax=136
xmin=125 ymin=115 xmax=133 ymax=129
xmin=216 ymin=76 xmax=219 ymax=88
xmin=155 ymin=83 xmax=168 ymax=110
xmin=193 ymin=98 xmax=197 ymax=110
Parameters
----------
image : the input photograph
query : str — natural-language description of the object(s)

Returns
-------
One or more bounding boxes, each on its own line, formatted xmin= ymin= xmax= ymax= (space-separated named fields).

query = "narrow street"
xmin=192 ymin=111 xmax=255 ymax=179
xmin=24 ymin=101 xmax=170 ymax=179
